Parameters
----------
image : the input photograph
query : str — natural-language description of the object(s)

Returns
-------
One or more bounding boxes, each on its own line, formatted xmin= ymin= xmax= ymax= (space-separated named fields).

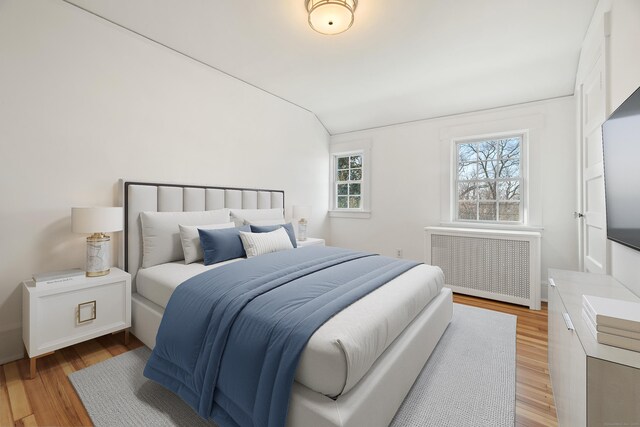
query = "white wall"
xmin=606 ymin=0 xmax=640 ymax=296
xmin=0 ymin=0 xmax=329 ymax=363
xmin=330 ymin=97 xmax=578 ymax=298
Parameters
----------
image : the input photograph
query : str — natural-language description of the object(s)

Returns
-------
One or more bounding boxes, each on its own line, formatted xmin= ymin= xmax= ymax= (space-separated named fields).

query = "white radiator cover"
xmin=425 ymin=227 xmax=541 ymax=310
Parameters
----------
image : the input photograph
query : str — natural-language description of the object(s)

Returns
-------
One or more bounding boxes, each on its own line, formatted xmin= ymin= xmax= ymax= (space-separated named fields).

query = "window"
xmin=330 ymin=139 xmax=370 ymax=218
xmin=455 ymin=135 xmax=523 ymax=223
xmin=334 ymin=152 xmax=363 ymax=209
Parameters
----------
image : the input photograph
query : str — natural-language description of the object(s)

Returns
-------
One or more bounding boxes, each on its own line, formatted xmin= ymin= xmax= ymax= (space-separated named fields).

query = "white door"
xmin=579 ymin=52 xmax=608 ymax=274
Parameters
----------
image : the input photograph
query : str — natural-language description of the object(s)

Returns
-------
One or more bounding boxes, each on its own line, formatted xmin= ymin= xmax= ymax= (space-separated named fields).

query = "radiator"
xmin=425 ymin=227 xmax=541 ymax=309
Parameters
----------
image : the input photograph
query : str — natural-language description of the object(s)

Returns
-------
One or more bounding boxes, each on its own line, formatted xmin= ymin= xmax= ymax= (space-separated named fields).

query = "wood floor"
xmin=0 ymin=295 xmax=557 ymax=427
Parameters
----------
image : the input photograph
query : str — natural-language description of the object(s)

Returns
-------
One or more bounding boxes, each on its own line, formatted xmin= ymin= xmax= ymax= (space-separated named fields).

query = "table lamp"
xmin=292 ymin=205 xmax=311 ymax=241
xmin=72 ymin=207 xmax=124 ymax=277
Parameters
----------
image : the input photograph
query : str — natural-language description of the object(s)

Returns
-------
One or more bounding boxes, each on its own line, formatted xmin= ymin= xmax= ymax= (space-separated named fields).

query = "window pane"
xmin=458 ymin=202 xmax=477 ymax=220
xmin=477 ymin=161 xmax=497 ymax=179
xmin=458 ymin=144 xmax=476 ymax=163
xmin=337 ymin=196 xmax=348 ymax=208
xmin=478 ymin=140 xmax=498 ymax=161
xmin=477 ymin=182 xmax=496 ymax=200
xmin=348 ymin=196 xmax=361 ymax=209
xmin=337 ymin=184 xmax=348 ymax=195
xmin=457 ymin=162 xmax=477 ymax=180
xmin=337 ymin=157 xmax=349 ymax=169
xmin=479 ymin=202 xmax=497 ymax=220
xmin=499 ymin=202 xmax=520 ymax=221
xmin=497 ymin=181 xmax=520 ymax=200
xmin=458 ymin=182 xmax=476 ymax=200
xmin=338 ymin=170 xmax=349 ymax=181
xmin=349 ymin=168 xmax=362 ymax=180
xmin=349 ymin=155 xmax=362 ymax=168
xmin=498 ymin=138 xmax=520 ymax=159
xmin=348 ymin=183 xmax=361 ymax=195
xmin=497 ymin=158 xmax=520 ymax=178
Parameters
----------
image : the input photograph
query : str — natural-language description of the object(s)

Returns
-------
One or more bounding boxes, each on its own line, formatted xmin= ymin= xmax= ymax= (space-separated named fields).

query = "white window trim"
xmin=450 ymin=130 xmax=530 ymax=226
xmin=329 ymin=139 xmax=371 ymax=219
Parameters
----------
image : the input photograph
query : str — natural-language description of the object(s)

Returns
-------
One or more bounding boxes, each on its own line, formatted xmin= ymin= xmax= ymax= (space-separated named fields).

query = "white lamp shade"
xmin=292 ymin=205 xmax=312 ymax=220
xmin=72 ymin=207 xmax=124 ymax=234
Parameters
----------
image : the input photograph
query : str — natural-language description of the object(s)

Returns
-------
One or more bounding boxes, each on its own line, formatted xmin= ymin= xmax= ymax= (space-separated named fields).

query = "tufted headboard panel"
xmin=119 ymin=180 xmax=284 ymax=291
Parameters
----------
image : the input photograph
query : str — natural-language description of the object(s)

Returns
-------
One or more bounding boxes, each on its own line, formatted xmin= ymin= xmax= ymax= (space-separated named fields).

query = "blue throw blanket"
xmin=144 ymin=246 xmax=419 ymax=427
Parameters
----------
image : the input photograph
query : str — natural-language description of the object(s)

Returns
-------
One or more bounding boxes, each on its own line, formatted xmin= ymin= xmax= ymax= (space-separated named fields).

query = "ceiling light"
xmin=306 ymin=0 xmax=358 ymax=35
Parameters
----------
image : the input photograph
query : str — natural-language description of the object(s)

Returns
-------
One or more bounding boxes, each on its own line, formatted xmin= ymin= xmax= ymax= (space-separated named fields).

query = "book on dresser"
xmin=582 ymin=294 xmax=640 ymax=353
xmin=32 ymin=268 xmax=85 ymax=286
xmin=582 ymin=294 xmax=640 ymax=332
xmin=582 ymin=309 xmax=640 ymax=352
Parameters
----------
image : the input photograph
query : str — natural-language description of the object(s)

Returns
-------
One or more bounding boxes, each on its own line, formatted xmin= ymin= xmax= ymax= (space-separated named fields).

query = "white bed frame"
xmin=120 ymin=180 xmax=453 ymax=427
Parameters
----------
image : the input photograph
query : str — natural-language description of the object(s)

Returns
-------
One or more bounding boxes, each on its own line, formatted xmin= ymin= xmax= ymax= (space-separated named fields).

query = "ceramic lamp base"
xmin=86 ymin=233 xmax=110 ymax=277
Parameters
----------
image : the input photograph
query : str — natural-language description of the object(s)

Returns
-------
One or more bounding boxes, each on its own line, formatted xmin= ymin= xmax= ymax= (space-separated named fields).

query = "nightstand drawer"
xmin=31 ymin=279 xmax=129 ymax=355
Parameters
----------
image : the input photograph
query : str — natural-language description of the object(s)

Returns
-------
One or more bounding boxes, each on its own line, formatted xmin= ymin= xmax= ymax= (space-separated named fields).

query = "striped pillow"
xmin=239 ymin=227 xmax=293 ymax=258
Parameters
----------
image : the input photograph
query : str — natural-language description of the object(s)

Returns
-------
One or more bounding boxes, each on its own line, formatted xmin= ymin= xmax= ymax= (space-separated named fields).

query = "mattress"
xmin=136 ymin=259 xmax=444 ymax=397
xmin=136 ymin=259 xmax=241 ymax=308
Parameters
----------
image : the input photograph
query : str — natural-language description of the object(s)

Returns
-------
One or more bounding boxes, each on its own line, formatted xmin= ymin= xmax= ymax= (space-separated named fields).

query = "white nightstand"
xmin=22 ymin=267 xmax=131 ymax=379
xmin=296 ymin=237 xmax=326 ymax=247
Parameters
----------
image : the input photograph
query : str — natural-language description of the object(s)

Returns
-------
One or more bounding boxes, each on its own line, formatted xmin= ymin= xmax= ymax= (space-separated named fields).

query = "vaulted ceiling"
xmin=66 ymin=0 xmax=598 ymax=134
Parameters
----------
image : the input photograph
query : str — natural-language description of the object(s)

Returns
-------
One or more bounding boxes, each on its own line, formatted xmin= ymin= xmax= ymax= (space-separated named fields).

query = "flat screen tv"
xmin=602 ymin=85 xmax=640 ymax=252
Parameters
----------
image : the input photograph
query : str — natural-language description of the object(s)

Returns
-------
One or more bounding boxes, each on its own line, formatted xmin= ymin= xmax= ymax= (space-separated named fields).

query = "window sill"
xmin=438 ymin=221 xmax=543 ymax=232
xmin=329 ymin=210 xmax=371 ymax=219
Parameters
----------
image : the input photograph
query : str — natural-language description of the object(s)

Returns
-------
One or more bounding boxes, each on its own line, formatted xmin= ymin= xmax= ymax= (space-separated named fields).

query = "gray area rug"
xmin=69 ymin=303 xmax=516 ymax=427
xmin=389 ymin=303 xmax=516 ymax=427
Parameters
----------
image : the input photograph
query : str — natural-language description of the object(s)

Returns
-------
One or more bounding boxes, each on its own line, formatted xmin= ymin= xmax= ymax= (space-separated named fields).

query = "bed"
xmin=119 ymin=180 xmax=453 ymax=427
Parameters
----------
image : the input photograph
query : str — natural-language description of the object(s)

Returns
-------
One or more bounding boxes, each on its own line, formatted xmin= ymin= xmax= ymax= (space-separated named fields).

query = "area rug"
xmin=69 ymin=303 xmax=516 ymax=427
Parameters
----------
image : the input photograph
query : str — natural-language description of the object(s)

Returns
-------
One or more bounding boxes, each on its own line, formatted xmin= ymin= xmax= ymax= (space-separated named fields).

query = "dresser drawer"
xmin=30 ymin=279 xmax=129 ymax=355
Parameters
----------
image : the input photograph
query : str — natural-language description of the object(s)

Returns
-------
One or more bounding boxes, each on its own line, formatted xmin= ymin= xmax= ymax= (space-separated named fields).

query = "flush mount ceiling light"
xmin=305 ymin=0 xmax=358 ymax=35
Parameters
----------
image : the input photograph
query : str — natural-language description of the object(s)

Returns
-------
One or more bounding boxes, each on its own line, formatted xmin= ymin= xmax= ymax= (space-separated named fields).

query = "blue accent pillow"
xmin=198 ymin=225 xmax=251 ymax=265
xmin=250 ymin=223 xmax=297 ymax=248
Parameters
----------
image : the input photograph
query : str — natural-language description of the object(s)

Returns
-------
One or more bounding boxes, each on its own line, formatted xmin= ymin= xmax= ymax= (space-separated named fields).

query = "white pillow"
xmin=179 ymin=222 xmax=235 ymax=264
xmin=229 ymin=208 xmax=284 ymax=227
xmin=140 ymin=209 xmax=230 ymax=268
xmin=239 ymin=227 xmax=293 ymax=258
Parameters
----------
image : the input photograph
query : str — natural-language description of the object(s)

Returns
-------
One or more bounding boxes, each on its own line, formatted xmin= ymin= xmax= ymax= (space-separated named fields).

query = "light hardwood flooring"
xmin=1 ymin=295 xmax=557 ymax=427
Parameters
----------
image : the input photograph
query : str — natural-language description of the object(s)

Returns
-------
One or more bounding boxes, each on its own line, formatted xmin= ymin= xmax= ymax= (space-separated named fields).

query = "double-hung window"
xmin=455 ymin=135 xmax=523 ymax=223
xmin=334 ymin=152 xmax=363 ymax=209
xmin=330 ymin=139 xmax=371 ymax=218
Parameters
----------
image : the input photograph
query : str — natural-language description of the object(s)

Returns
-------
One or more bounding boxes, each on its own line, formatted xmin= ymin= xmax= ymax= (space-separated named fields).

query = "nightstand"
xmin=22 ymin=267 xmax=131 ymax=379
xmin=296 ymin=237 xmax=326 ymax=247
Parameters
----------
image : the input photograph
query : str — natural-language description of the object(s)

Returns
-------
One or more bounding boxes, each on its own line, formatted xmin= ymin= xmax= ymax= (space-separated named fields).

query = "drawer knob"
xmin=77 ymin=300 xmax=96 ymax=324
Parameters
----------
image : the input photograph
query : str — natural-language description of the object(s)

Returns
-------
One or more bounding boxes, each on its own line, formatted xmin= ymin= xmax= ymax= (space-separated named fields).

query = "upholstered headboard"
xmin=119 ymin=180 xmax=285 ymax=290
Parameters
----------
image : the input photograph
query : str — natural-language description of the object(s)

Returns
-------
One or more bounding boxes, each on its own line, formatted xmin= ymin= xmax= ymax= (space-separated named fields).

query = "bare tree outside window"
xmin=456 ymin=136 xmax=522 ymax=222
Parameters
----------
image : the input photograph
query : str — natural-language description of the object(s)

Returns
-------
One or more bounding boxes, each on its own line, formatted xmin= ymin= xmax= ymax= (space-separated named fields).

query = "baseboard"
xmin=0 ymin=323 xmax=24 ymax=365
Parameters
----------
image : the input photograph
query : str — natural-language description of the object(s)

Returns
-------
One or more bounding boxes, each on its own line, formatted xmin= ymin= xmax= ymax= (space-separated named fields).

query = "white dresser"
xmin=548 ymin=268 xmax=640 ymax=426
xmin=22 ymin=268 xmax=131 ymax=378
